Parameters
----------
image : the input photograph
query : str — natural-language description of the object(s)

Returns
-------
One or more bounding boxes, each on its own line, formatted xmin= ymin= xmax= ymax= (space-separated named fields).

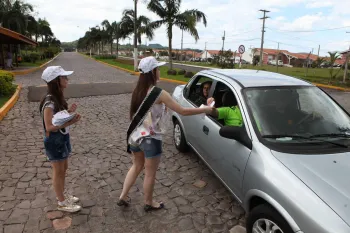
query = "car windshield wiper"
xmin=262 ymin=134 xmax=348 ymax=148
xmin=309 ymin=133 xmax=350 ymax=138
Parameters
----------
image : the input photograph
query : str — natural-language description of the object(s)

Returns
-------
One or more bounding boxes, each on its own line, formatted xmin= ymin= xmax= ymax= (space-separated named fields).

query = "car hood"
xmin=272 ymin=151 xmax=350 ymax=226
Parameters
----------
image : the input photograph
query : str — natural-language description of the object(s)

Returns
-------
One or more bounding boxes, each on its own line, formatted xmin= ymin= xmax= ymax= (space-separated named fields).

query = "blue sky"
xmin=29 ymin=0 xmax=350 ymax=56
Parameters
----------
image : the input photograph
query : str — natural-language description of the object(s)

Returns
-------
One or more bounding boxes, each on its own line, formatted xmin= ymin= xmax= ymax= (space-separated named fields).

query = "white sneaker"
xmin=65 ymin=194 xmax=79 ymax=203
xmin=57 ymin=202 xmax=82 ymax=213
xmin=56 ymin=194 xmax=79 ymax=203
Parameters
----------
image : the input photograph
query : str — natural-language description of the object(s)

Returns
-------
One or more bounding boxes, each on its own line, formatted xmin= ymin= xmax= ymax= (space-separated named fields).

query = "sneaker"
xmin=57 ymin=202 xmax=82 ymax=213
xmin=65 ymin=194 xmax=79 ymax=203
xmin=56 ymin=194 xmax=79 ymax=203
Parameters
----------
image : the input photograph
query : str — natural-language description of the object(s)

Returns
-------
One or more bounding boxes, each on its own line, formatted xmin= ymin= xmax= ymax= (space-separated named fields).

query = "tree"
xmin=147 ymin=0 xmax=207 ymax=69
xmin=315 ymin=57 xmax=325 ymax=68
xmin=101 ymin=20 xmax=127 ymax=57
xmin=120 ymin=9 xmax=154 ymax=47
xmin=327 ymin=52 xmax=341 ymax=83
xmin=0 ymin=0 xmax=34 ymax=34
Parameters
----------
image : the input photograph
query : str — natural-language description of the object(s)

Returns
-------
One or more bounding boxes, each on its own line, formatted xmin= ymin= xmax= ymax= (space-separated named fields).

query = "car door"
xmin=197 ymin=79 xmax=252 ymax=199
xmin=180 ymin=75 xmax=215 ymax=151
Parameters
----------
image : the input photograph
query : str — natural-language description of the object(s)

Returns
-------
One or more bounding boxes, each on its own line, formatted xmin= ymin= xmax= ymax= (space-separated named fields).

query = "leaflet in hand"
xmin=52 ymin=110 xmax=76 ymax=126
xmin=199 ymin=101 xmax=215 ymax=108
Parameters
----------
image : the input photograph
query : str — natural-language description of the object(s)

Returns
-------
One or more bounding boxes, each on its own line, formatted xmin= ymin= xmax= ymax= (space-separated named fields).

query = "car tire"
xmin=247 ymin=204 xmax=294 ymax=233
xmin=173 ymin=120 xmax=189 ymax=152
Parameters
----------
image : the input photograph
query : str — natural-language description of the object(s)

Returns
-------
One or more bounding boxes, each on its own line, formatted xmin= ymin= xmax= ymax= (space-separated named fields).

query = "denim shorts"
xmin=129 ymin=137 xmax=162 ymax=158
xmin=44 ymin=131 xmax=72 ymax=162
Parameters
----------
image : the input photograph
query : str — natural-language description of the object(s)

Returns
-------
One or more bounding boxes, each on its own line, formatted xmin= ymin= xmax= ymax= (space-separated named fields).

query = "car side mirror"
xmin=219 ymin=125 xmax=252 ymax=149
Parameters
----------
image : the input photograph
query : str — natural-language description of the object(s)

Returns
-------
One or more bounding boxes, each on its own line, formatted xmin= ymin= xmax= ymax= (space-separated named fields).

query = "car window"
xmin=209 ymin=82 xmax=241 ymax=127
xmin=186 ymin=76 xmax=213 ymax=107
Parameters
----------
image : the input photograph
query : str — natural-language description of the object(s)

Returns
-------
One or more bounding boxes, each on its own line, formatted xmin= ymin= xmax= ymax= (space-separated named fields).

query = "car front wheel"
xmin=247 ymin=204 xmax=294 ymax=233
xmin=173 ymin=120 xmax=189 ymax=152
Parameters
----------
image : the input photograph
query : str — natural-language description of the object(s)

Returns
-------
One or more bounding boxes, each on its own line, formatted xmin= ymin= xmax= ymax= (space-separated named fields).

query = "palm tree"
xmin=147 ymin=0 xmax=207 ymax=69
xmin=120 ymin=9 xmax=155 ymax=48
xmin=37 ymin=18 xmax=53 ymax=43
xmin=328 ymin=52 xmax=341 ymax=83
xmin=315 ymin=57 xmax=325 ymax=68
xmin=0 ymin=0 xmax=34 ymax=34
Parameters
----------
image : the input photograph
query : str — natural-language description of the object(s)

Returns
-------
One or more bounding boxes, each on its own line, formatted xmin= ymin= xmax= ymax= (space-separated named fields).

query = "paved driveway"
xmin=0 ymin=53 xmax=244 ymax=233
xmin=0 ymin=52 xmax=349 ymax=233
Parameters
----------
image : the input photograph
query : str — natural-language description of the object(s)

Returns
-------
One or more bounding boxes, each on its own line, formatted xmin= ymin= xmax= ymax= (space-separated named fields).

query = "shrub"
xmin=0 ymin=71 xmax=16 ymax=96
xmin=29 ymin=52 xmax=40 ymax=63
xmin=178 ymin=69 xmax=186 ymax=75
xmin=167 ymin=69 xmax=177 ymax=75
xmin=184 ymin=71 xmax=194 ymax=78
xmin=95 ymin=55 xmax=116 ymax=59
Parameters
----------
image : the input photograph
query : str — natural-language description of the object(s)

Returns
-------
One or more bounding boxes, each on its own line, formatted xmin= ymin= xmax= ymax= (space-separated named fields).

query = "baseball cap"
xmin=41 ymin=66 xmax=74 ymax=83
xmin=138 ymin=56 xmax=166 ymax=74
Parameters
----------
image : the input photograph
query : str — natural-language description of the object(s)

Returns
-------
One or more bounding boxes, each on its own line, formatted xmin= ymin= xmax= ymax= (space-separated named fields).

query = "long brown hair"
xmin=39 ymin=77 xmax=68 ymax=113
xmin=129 ymin=68 xmax=157 ymax=119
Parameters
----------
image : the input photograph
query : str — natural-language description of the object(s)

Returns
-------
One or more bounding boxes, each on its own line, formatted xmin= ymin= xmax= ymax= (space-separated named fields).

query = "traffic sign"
xmin=238 ymin=45 xmax=245 ymax=54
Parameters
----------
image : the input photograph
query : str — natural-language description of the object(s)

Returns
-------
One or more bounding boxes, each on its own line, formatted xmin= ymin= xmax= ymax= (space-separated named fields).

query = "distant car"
xmin=172 ymin=69 xmax=350 ymax=233
xmin=269 ymin=60 xmax=283 ymax=66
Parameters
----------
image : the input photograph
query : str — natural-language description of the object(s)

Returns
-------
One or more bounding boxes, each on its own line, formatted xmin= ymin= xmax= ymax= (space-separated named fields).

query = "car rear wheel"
xmin=247 ymin=204 xmax=294 ymax=233
xmin=173 ymin=120 xmax=189 ymax=152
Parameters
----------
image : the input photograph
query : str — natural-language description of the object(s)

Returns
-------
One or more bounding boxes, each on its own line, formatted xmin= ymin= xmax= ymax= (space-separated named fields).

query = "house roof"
xmin=0 ymin=27 xmax=38 ymax=46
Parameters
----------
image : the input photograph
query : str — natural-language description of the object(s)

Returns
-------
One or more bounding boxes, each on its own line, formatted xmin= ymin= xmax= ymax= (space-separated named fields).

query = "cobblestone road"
xmin=0 ymin=53 xmax=349 ymax=233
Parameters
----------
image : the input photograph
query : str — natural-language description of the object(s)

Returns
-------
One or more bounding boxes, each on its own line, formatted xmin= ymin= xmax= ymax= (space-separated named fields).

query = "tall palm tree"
xmin=0 ymin=0 xmax=34 ymax=34
xmin=147 ymin=0 xmax=207 ymax=69
xmin=328 ymin=52 xmax=341 ymax=83
xmin=315 ymin=57 xmax=325 ymax=68
xmin=120 ymin=9 xmax=155 ymax=48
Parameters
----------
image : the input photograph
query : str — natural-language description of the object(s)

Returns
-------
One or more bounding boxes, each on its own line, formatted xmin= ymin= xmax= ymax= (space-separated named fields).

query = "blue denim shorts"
xmin=129 ymin=138 xmax=162 ymax=158
xmin=44 ymin=132 xmax=72 ymax=162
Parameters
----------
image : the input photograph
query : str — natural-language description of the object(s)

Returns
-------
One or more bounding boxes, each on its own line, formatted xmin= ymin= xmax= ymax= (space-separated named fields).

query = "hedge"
xmin=0 ymin=71 xmax=16 ymax=96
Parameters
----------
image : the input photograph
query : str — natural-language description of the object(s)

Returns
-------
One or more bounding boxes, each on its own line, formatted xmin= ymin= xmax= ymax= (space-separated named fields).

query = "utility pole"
xmin=276 ymin=42 xmax=280 ymax=73
xmin=221 ymin=31 xmax=225 ymax=63
xmin=259 ymin=9 xmax=270 ymax=66
xmin=133 ymin=0 xmax=138 ymax=71
xmin=180 ymin=29 xmax=183 ymax=61
xmin=317 ymin=45 xmax=320 ymax=58
xmin=205 ymin=42 xmax=207 ymax=61
xmin=343 ymin=32 xmax=350 ymax=83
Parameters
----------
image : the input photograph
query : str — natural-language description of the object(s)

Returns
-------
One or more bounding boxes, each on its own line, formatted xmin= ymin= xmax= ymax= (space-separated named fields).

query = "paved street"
xmin=0 ymin=53 xmax=245 ymax=233
xmin=0 ymin=52 xmax=349 ymax=233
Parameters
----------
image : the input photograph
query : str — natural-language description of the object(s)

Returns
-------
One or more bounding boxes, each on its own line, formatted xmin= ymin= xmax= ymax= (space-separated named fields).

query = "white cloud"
xmin=26 ymin=0 xmax=350 ymax=56
xmin=306 ymin=1 xmax=333 ymax=8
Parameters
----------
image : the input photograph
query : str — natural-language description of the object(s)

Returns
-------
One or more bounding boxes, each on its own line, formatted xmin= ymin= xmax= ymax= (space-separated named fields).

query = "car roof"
xmin=201 ymin=69 xmax=314 ymax=88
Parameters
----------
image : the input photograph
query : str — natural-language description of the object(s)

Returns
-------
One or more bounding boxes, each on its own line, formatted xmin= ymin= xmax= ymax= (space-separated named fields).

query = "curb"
xmin=0 ymin=85 xmax=22 ymax=121
xmin=312 ymin=83 xmax=350 ymax=92
xmin=79 ymin=52 xmax=188 ymax=85
xmin=12 ymin=52 xmax=62 ymax=76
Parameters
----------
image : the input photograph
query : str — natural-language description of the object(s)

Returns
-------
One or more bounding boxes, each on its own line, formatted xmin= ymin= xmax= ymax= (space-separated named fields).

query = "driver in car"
xmin=206 ymin=92 xmax=243 ymax=127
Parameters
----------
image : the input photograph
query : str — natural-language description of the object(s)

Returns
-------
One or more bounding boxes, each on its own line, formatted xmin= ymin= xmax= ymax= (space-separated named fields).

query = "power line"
xmin=267 ymin=25 xmax=350 ymax=33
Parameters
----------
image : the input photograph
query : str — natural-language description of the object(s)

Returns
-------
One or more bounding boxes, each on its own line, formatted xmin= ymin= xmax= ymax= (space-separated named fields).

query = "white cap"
xmin=41 ymin=66 xmax=74 ymax=83
xmin=138 ymin=56 xmax=166 ymax=74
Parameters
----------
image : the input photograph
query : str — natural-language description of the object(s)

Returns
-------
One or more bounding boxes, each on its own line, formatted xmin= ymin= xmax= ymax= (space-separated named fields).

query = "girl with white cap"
xmin=39 ymin=66 xmax=82 ymax=213
xmin=119 ymin=57 xmax=213 ymax=212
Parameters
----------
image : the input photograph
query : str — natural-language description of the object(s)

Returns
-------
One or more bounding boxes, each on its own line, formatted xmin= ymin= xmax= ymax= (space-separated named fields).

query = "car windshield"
xmin=244 ymin=86 xmax=350 ymax=144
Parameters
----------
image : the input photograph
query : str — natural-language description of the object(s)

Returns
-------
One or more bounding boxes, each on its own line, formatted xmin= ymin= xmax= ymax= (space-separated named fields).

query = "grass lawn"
xmin=18 ymin=58 xmax=51 ymax=67
xmin=94 ymin=57 xmax=350 ymax=88
xmin=0 ymin=95 xmax=11 ymax=108
xmin=95 ymin=58 xmax=190 ymax=83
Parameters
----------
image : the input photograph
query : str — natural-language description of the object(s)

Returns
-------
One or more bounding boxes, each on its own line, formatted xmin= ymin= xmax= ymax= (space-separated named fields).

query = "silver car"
xmin=171 ymin=69 xmax=350 ymax=233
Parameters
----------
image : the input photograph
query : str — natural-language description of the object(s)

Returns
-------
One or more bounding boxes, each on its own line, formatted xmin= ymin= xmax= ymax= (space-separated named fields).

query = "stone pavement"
xmin=0 ymin=53 xmax=246 ymax=233
xmin=0 ymin=52 xmax=349 ymax=233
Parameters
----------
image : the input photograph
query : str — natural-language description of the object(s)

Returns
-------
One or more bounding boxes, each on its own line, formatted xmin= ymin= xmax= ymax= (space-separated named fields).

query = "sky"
xmin=27 ymin=0 xmax=350 ymax=56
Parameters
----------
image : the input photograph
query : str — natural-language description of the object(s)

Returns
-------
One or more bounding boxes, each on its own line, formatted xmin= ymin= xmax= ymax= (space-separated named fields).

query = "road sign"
xmin=238 ymin=45 xmax=245 ymax=54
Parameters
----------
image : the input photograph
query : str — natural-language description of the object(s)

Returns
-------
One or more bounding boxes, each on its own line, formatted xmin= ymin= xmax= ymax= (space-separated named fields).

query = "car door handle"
xmin=203 ymin=125 xmax=209 ymax=135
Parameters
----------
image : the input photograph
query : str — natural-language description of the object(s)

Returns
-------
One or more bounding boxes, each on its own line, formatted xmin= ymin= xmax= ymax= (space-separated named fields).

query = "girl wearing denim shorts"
xmin=40 ymin=66 xmax=82 ymax=213
xmin=117 ymin=57 xmax=213 ymax=212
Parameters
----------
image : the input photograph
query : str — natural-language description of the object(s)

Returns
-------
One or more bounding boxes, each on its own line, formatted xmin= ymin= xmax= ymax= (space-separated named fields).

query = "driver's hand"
xmin=207 ymin=97 xmax=215 ymax=106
